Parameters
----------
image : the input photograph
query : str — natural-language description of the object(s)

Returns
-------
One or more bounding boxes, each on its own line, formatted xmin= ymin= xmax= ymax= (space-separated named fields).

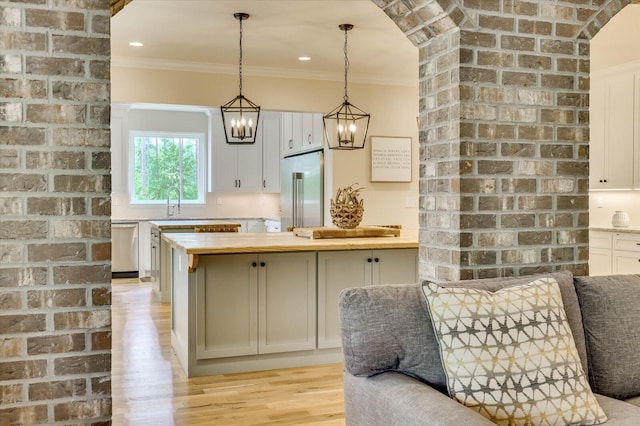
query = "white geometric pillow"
xmin=421 ymin=277 xmax=607 ymax=426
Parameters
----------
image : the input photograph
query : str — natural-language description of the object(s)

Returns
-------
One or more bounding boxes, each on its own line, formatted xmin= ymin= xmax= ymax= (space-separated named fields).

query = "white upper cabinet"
xmin=261 ymin=111 xmax=281 ymax=193
xmin=213 ymin=111 xmax=281 ymax=193
xmin=282 ymin=112 xmax=325 ymax=158
xmin=590 ymin=71 xmax=636 ymax=190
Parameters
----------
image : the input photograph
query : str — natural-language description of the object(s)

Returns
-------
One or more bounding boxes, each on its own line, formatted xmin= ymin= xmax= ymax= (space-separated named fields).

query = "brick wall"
xmin=376 ymin=0 xmax=636 ymax=282
xmin=0 ymin=0 xmax=111 ymax=424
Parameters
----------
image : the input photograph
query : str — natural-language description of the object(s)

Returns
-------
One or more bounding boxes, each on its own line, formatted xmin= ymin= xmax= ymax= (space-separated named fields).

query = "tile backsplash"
xmin=589 ymin=191 xmax=640 ymax=227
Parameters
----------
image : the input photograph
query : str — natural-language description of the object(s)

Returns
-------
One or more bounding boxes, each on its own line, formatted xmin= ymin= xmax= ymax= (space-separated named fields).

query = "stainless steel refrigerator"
xmin=280 ymin=150 xmax=324 ymax=231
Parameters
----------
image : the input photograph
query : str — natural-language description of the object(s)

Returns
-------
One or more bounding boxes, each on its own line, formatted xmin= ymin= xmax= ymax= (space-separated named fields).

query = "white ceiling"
xmin=110 ymin=0 xmax=419 ymax=86
xmin=590 ymin=5 xmax=640 ymax=72
xmin=111 ymin=2 xmax=640 ymax=84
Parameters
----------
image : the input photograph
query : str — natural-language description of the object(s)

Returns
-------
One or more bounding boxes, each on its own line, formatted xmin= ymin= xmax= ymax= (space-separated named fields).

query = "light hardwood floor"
xmin=111 ymin=280 xmax=346 ymax=425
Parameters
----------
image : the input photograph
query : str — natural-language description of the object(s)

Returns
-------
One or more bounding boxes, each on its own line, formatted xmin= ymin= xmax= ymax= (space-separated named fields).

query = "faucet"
xmin=167 ymin=186 xmax=181 ymax=217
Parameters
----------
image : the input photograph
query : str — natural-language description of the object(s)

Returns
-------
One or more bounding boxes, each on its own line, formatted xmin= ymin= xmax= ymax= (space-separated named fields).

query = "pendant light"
xmin=221 ymin=12 xmax=260 ymax=144
xmin=323 ymin=24 xmax=370 ymax=150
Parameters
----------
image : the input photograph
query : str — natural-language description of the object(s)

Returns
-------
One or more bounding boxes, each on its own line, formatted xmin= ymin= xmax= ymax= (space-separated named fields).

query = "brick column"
xmin=376 ymin=0 xmax=633 ymax=281
xmin=0 ymin=1 xmax=111 ymax=423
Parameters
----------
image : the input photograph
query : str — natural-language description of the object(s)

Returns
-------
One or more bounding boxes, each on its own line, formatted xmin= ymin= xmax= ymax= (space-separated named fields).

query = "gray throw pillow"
xmin=422 ymin=277 xmax=607 ymax=425
xmin=574 ymin=274 xmax=640 ymax=399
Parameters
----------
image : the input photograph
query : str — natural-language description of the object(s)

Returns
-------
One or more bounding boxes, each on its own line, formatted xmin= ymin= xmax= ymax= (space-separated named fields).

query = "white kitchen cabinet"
xmin=282 ymin=112 xmax=325 ymax=158
xmin=281 ymin=112 xmax=301 ymax=157
xmin=137 ymin=221 xmax=151 ymax=278
xmin=214 ymin=111 xmax=281 ymax=193
xmin=589 ymin=230 xmax=612 ymax=276
xmin=261 ymin=111 xmax=281 ymax=193
xmin=590 ymin=73 xmax=635 ymax=190
xmin=613 ymin=232 xmax=640 ymax=274
xmin=301 ymin=113 xmax=324 ymax=152
xmin=231 ymin=219 xmax=265 ymax=233
xmin=213 ymin=126 xmax=262 ymax=192
xmin=195 ymin=252 xmax=316 ymax=359
xmin=149 ymin=226 xmax=160 ymax=292
xmin=317 ymin=248 xmax=418 ymax=349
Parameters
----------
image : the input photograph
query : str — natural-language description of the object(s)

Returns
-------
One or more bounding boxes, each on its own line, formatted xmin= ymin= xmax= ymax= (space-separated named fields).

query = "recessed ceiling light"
xmin=129 ymin=41 xmax=144 ymax=47
xmin=298 ymin=56 xmax=311 ymax=61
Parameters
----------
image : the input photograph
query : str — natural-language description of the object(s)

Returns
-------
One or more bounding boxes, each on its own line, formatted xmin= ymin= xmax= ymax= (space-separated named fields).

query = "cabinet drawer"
xmin=613 ymin=233 xmax=640 ymax=252
xmin=589 ymin=231 xmax=613 ymax=250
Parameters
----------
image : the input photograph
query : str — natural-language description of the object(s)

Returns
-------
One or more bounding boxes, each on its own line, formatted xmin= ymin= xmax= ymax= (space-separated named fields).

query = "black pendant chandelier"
xmin=221 ymin=12 xmax=260 ymax=144
xmin=323 ymin=24 xmax=370 ymax=150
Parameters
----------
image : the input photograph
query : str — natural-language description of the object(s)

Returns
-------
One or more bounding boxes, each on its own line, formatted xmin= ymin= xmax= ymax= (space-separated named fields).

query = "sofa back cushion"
xmin=574 ymin=274 xmax=640 ymax=399
xmin=340 ymin=270 xmax=588 ymax=391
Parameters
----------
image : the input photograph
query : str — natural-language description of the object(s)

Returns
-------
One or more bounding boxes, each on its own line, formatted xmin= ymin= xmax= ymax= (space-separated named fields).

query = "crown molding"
xmin=591 ymin=58 xmax=640 ymax=78
xmin=111 ymin=56 xmax=418 ymax=88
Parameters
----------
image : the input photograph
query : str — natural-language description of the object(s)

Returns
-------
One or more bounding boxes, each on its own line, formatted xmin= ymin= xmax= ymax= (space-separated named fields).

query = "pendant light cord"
xmin=238 ymin=15 xmax=244 ymax=97
xmin=343 ymin=26 xmax=349 ymax=103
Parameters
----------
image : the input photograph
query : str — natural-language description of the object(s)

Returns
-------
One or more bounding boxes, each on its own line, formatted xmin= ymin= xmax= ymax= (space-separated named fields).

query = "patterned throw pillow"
xmin=421 ymin=277 xmax=607 ymax=426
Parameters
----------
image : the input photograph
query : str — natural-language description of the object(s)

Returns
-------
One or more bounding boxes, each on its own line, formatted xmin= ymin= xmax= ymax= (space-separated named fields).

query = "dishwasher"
xmin=111 ymin=222 xmax=139 ymax=278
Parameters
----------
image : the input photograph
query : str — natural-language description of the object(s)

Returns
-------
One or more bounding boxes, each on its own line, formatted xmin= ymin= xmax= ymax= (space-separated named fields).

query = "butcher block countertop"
xmin=149 ymin=220 xmax=241 ymax=230
xmin=162 ymin=229 xmax=419 ymax=255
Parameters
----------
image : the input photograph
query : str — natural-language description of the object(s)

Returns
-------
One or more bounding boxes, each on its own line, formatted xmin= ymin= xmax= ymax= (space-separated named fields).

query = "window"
xmin=130 ymin=132 xmax=206 ymax=204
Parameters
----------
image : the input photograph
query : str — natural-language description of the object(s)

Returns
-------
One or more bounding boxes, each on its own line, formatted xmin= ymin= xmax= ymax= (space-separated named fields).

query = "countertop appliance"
xmin=111 ymin=221 xmax=139 ymax=278
xmin=281 ymin=150 xmax=323 ymax=231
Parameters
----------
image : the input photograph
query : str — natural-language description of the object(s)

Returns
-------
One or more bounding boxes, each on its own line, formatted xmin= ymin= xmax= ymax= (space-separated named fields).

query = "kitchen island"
xmin=149 ymin=220 xmax=241 ymax=302
xmin=163 ymin=230 xmax=419 ymax=377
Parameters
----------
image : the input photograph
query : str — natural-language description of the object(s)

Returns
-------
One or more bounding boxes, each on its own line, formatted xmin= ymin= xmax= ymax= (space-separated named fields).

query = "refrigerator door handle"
xmin=292 ymin=172 xmax=304 ymax=228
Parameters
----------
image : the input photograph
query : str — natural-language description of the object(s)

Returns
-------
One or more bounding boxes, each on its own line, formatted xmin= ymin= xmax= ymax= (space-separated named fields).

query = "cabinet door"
xmin=213 ymin=113 xmax=239 ymax=192
xmin=372 ymin=249 xmax=419 ymax=285
xmin=606 ymin=74 xmax=635 ymax=189
xmin=282 ymin=112 xmax=301 ymax=157
xmin=589 ymin=247 xmax=612 ymax=276
xmin=613 ymin=251 xmax=640 ymax=274
xmin=300 ymin=113 xmax=325 ymax=153
xmin=196 ymin=254 xmax=258 ymax=359
xmin=589 ymin=231 xmax=612 ymax=250
xmin=138 ymin=221 xmax=151 ymax=277
xmin=236 ymin=135 xmax=263 ymax=192
xmin=317 ymin=250 xmax=371 ymax=349
xmin=261 ymin=111 xmax=281 ymax=193
xmin=589 ymin=77 xmax=607 ymax=189
xmin=258 ymin=252 xmax=316 ymax=354
xmin=149 ymin=227 xmax=159 ymax=291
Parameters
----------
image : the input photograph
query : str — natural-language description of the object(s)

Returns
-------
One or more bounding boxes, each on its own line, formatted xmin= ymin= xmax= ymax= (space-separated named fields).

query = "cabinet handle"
xmin=288 ymin=139 xmax=293 ymax=149
xmin=238 ymin=179 xmax=241 ymax=188
xmin=367 ymin=258 xmax=372 ymax=263
xmin=374 ymin=258 xmax=380 ymax=263
xmin=308 ymin=134 xmax=312 ymax=144
xmin=263 ymin=179 xmax=266 ymax=188
xmin=260 ymin=262 xmax=266 ymax=267
xmin=252 ymin=262 xmax=257 ymax=267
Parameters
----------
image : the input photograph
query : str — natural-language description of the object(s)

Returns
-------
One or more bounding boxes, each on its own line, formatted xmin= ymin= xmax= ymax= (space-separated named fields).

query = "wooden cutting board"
xmin=293 ymin=226 xmax=400 ymax=239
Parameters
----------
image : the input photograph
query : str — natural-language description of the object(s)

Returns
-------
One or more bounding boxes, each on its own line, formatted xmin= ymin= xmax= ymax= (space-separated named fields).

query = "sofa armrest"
xmin=344 ymin=371 xmax=495 ymax=426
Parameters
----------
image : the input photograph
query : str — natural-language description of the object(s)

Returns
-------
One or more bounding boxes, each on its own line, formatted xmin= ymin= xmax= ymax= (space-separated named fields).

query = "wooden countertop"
xmin=149 ymin=220 xmax=241 ymax=230
xmin=163 ymin=229 xmax=419 ymax=255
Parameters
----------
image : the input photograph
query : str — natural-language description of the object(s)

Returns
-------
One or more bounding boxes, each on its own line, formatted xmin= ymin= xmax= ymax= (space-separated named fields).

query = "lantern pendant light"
xmin=323 ymin=24 xmax=370 ymax=150
xmin=221 ymin=12 xmax=260 ymax=144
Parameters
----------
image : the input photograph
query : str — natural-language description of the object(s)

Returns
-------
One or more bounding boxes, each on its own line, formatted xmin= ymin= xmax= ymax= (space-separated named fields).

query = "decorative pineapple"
xmin=330 ymin=183 xmax=364 ymax=229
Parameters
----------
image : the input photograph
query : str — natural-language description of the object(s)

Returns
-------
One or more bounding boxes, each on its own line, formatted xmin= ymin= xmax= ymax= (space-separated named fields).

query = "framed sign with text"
xmin=370 ymin=136 xmax=412 ymax=182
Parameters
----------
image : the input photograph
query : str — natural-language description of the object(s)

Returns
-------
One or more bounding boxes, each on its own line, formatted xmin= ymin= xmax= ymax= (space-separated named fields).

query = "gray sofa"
xmin=339 ymin=271 xmax=640 ymax=425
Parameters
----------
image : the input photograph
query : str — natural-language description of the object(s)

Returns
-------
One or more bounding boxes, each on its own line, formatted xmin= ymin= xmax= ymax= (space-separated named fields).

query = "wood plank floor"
xmin=111 ymin=280 xmax=346 ymax=425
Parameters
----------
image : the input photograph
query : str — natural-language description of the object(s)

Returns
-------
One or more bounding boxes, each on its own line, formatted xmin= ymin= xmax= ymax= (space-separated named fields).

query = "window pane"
xmin=133 ymin=135 xmax=201 ymax=202
xmin=181 ymin=138 xmax=198 ymax=201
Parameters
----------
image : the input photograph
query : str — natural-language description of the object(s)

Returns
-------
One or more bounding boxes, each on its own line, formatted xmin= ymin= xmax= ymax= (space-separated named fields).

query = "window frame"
xmin=128 ymin=130 xmax=207 ymax=205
